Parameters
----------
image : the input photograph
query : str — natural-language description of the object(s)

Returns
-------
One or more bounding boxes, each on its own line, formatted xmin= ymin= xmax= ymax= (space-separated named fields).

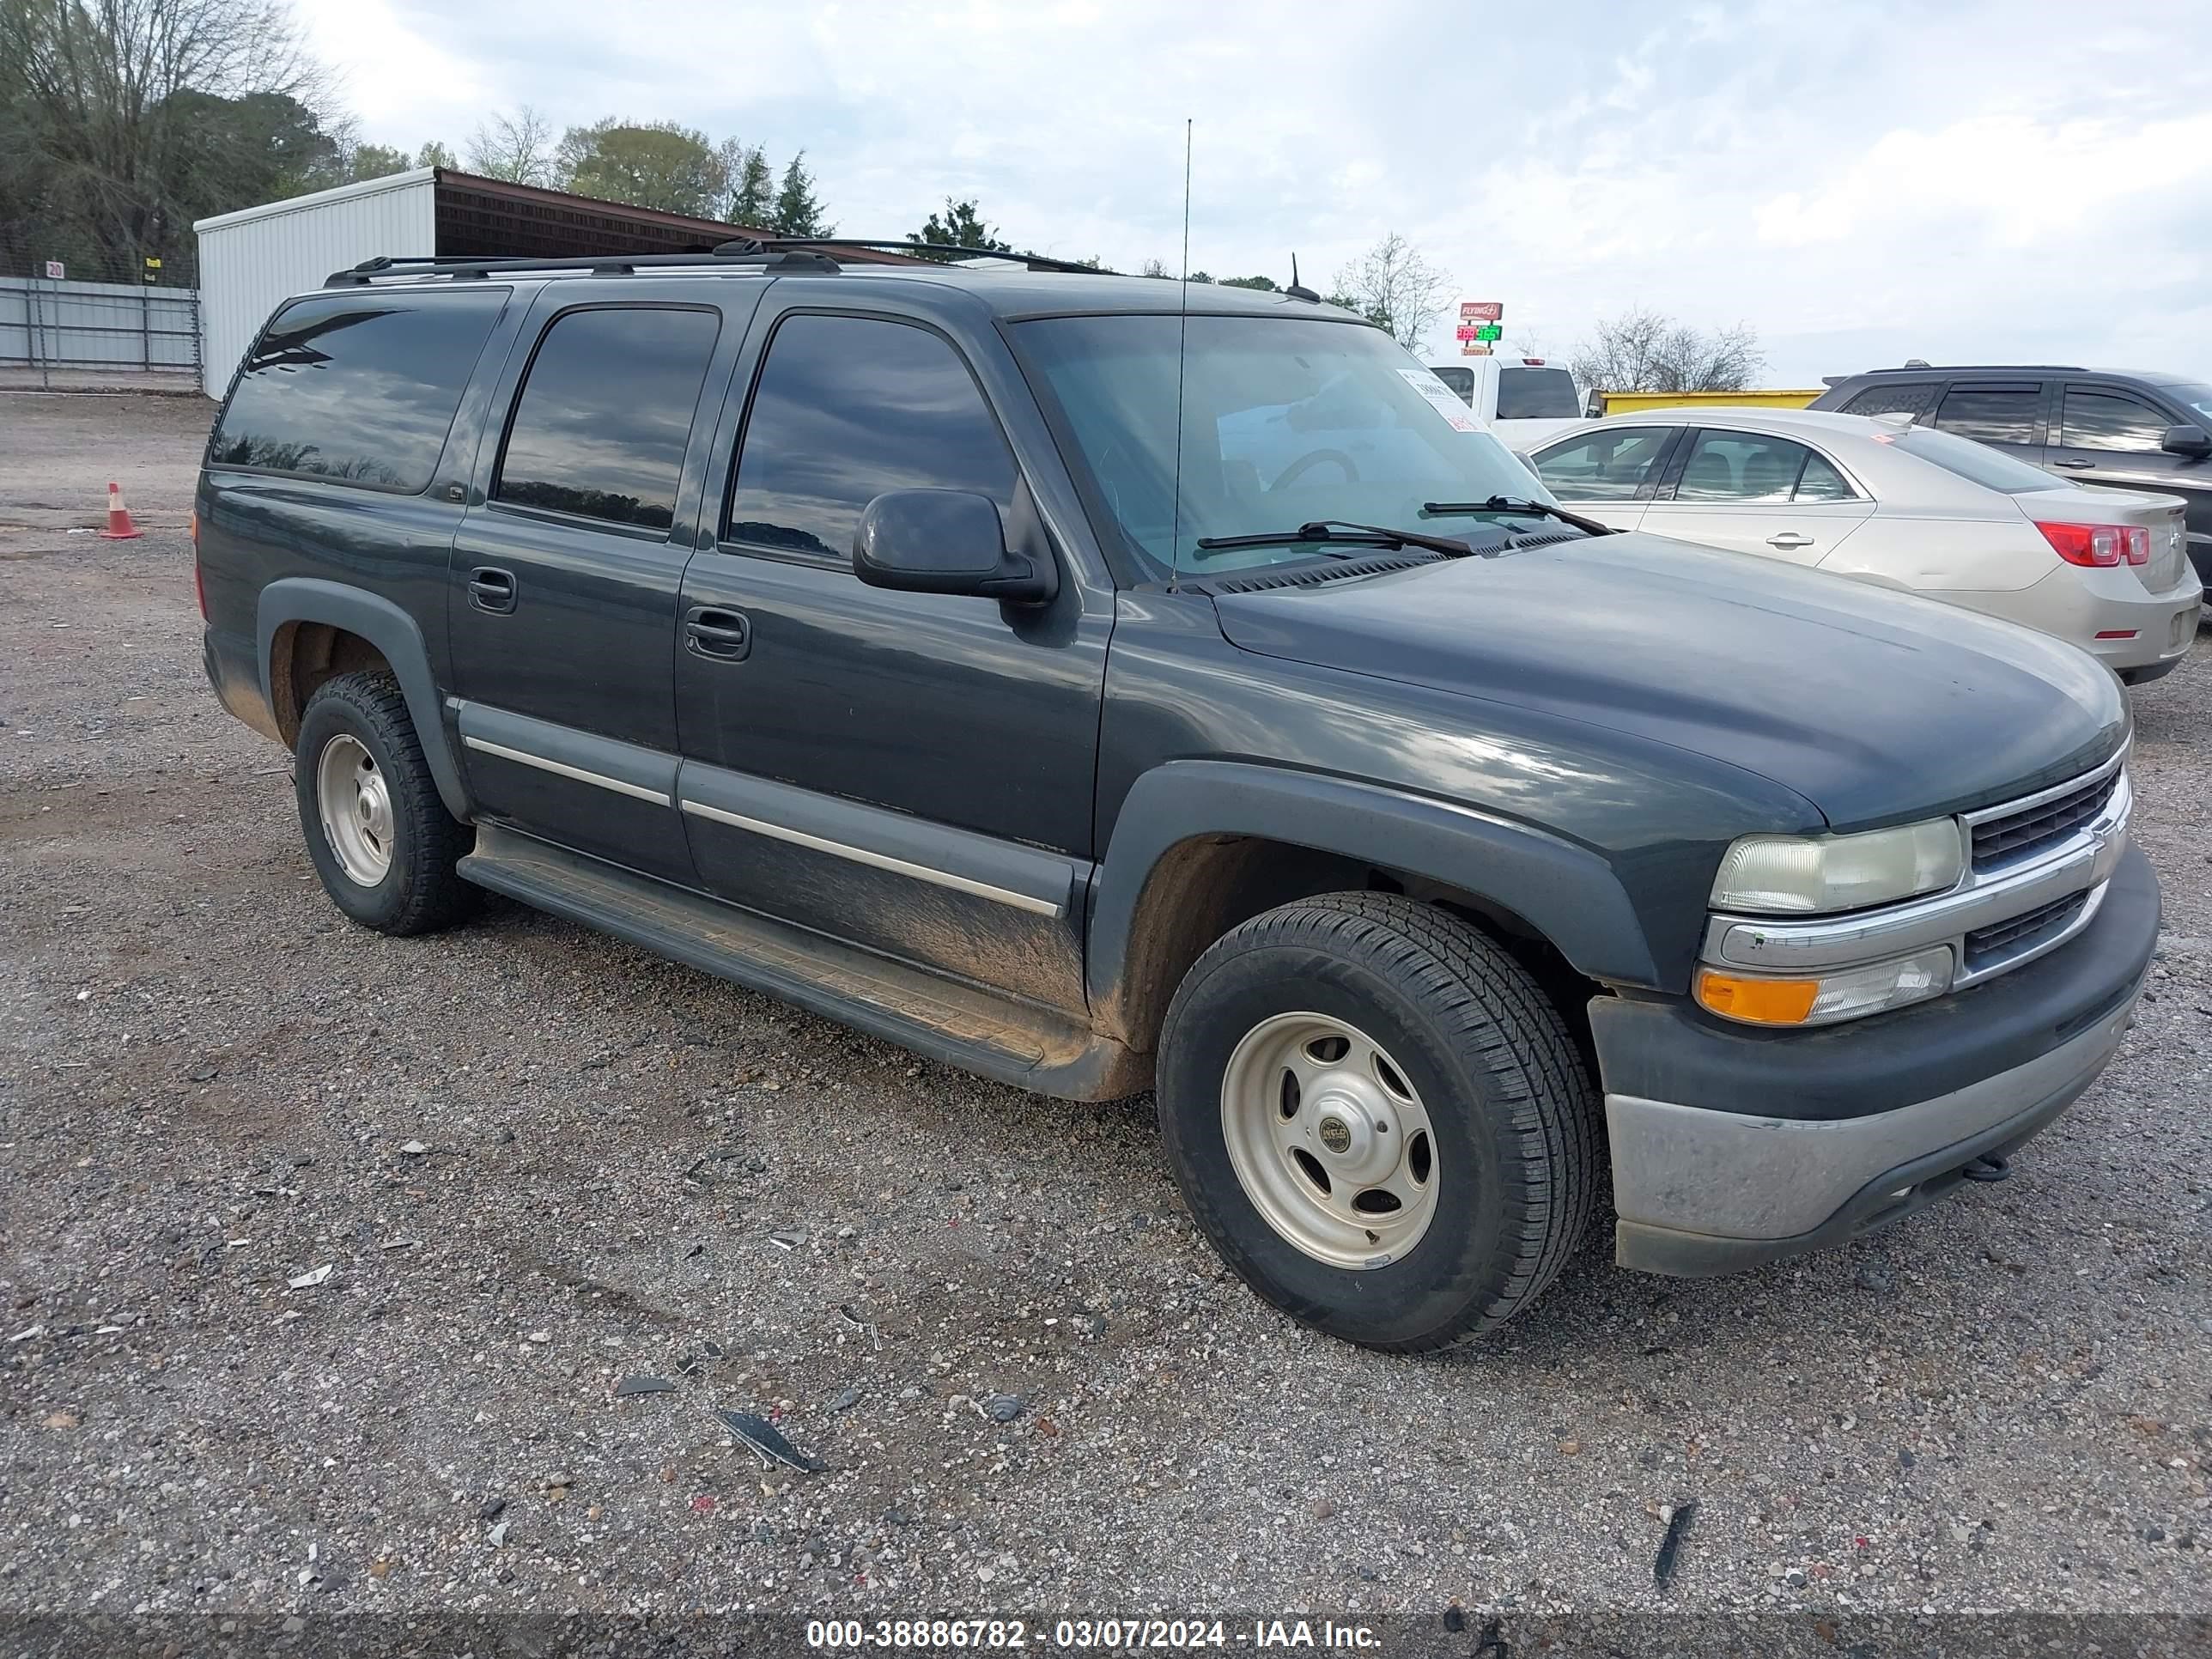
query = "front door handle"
xmin=2052 ymin=458 xmax=2094 ymax=469
xmin=1767 ymin=532 xmax=1815 ymax=550
xmin=685 ymin=605 xmax=751 ymax=661
xmin=468 ymin=567 xmax=516 ymax=613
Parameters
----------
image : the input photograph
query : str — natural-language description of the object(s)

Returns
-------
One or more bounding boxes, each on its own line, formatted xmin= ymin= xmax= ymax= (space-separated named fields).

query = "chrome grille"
xmin=1971 ymin=771 xmax=2118 ymax=871
xmin=1965 ymin=890 xmax=2088 ymax=971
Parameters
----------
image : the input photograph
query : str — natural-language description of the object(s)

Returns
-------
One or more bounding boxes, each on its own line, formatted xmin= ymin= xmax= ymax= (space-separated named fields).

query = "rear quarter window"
xmin=209 ymin=289 xmax=509 ymax=492
xmin=1840 ymin=381 xmax=1937 ymax=419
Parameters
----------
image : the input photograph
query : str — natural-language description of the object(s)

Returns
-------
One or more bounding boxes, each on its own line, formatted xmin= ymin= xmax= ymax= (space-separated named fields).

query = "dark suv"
xmin=1813 ymin=364 xmax=2212 ymax=592
xmin=195 ymin=247 xmax=2158 ymax=1352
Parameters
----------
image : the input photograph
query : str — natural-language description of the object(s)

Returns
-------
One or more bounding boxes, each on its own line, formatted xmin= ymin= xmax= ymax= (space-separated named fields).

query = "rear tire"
xmin=1156 ymin=891 xmax=1601 ymax=1352
xmin=294 ymin=672 xmax=476 ymax=936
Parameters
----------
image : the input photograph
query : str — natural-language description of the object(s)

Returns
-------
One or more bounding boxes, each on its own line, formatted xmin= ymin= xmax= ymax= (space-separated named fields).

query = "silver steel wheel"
xmin=1219 ymin=1011 xmax=1440 ymax=1269
xmin=315 ymin=732 xmax=394 ymax=886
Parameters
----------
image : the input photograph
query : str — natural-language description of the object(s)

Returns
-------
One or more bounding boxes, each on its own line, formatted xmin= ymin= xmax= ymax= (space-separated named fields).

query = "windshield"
xmin=1016 ymin=314 xmax=1553 ymax=576
xmin=1496 ymin=366 xmax=1581 ymax=420
xmin=2164 ymin=381 xmax=2212 ymax=424
xmin=1883 ymin=423 xmax=2063 ymax=494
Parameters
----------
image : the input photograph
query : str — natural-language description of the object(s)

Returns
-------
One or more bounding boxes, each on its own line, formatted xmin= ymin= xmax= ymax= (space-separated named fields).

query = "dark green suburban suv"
xmin=195 ymin=245 xmax=2158 ymax=1352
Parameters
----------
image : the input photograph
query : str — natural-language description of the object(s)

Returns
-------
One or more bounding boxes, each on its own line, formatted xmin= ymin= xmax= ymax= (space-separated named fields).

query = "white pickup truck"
xmin=1425 ymin=355 xmax=1586 ymax=449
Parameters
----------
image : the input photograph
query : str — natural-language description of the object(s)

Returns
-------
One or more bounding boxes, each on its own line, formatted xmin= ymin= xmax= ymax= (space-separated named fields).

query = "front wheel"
xmin=1156 ymin=892 xmax=1601 ymax=1352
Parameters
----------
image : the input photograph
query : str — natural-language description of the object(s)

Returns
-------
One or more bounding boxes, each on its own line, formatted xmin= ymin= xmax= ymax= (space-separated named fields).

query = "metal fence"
xmin=0 ymin=242 xmax=201 ymax=388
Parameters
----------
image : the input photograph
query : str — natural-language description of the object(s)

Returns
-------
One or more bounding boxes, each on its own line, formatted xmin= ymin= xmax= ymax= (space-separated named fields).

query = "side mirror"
xmin=2160 ymin=422 xmax=2211 ymax=459
xmin=852 ymin=489 xmax=1055 ymax=605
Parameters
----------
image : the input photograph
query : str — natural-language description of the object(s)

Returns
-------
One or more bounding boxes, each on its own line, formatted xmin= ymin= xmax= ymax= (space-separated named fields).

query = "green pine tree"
xmin=770 ymin=152 xmax=830 ymax=237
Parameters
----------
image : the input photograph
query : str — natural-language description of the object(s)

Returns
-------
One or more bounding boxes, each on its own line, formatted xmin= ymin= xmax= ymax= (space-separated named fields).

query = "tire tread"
xmin=1160 ymin=890 xmax=1601 ymax=1352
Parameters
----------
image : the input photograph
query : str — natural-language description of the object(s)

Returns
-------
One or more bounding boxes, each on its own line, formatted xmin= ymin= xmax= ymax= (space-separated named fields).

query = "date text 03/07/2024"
xmin=803 ymin=1618 xmax=1382 ymax=1649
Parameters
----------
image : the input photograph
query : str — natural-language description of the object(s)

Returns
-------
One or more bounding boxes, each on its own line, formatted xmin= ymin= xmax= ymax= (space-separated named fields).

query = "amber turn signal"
xmin=1695 ymin=969 xmax=1820 ymax=1025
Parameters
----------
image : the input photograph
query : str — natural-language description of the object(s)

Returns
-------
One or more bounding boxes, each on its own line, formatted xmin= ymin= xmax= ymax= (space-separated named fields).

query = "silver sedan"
xmin=1524 ymin=407 xmax=2203 ymax=684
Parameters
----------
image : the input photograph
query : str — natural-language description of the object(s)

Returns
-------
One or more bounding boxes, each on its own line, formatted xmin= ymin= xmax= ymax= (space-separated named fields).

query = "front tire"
xmin=294 ymin=672 xmax=476 ymax=936
xmin=1156 ymin=892 xmax=1601 ymax=1352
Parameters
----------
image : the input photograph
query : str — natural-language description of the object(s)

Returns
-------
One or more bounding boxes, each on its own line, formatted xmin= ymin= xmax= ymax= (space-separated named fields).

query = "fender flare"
xmin=1085 ymin=760 xmax=1661 ymax=1026
xmin=256 ymin=579 xmax=471 ymax=820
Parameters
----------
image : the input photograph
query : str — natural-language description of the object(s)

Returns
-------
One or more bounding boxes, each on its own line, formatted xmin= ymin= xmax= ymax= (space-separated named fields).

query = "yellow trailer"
xmin=1598 ymin=388 xmax=1824 ymax=415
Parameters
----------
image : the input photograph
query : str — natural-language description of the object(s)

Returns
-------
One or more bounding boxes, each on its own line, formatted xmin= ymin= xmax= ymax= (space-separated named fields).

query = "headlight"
xmin=1697 ymin=945 xmax=1954 ymax=1027
xmin=1711 ymin=818 xmax=1963 ymax=915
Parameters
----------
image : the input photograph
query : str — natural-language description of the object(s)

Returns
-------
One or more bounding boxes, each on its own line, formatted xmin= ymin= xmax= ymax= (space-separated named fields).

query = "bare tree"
xmin=2 ymin=0 xmax=327 ymax=265
xmin=1332 ymin=232 xmax=1451 ymax=351
xmin=465 ymin=104 xmax=556 ymax=186
xmin=1566 ymin=307 xmax=1765 ymax=394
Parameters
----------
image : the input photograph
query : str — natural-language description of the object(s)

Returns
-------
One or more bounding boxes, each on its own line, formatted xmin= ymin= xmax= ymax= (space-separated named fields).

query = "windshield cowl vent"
xmin=1198 ymin=555 xmax=1437 ymax=595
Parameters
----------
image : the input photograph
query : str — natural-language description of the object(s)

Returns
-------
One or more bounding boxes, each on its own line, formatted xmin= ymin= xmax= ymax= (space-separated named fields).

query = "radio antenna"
xmin=1167 ymin=117 xmax=1193 ymax=593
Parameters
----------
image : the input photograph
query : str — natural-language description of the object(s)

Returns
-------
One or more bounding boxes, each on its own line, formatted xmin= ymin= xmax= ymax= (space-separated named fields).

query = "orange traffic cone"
xmin=100 ymin=481 xmax=142 ymax=540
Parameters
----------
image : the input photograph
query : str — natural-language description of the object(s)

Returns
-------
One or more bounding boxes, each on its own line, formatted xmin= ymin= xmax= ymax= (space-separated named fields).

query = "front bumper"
xmin=1592 ymin=841 xmax=2159 ymax=1277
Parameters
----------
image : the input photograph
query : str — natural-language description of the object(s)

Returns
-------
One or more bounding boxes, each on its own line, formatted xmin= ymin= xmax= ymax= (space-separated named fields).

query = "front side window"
xmin=1672 ymin=431 xmax=1830 ymax=502
xmin=210 ymin=289 xmax=507 ymax=491
xmin=495 ymin=307 xmax=720 ymax=531
xmin=727 ymin=315 xmax=1018 ymax=560
xmin=1017 ymin=314 xmax=1552 ymax=575
xmin=1840 ymin=381 xmax=1936 ymax=419
xmin=2061 ymin=388 xmax=2172 ymax=453
xmin=1932 ymin=384 xmax=2043 ymax=447
xmin=1531 ymin=426 xmax=1674 ymax=501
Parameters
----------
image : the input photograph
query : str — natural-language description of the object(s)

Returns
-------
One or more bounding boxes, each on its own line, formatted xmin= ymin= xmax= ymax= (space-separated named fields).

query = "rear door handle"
xmin=685 ymin=605 xmax=751 ymax=661
xmin=1767 ymin=532 xmax=1815 ymax=550
xmin=2052 ymin=459 xmax=2094 ymax=469
xmin=468 ymin=567 xmax=515 ymax=613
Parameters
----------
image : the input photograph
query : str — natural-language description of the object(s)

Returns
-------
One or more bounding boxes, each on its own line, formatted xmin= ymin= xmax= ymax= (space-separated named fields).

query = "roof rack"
xmin=728 ymin=237 xmax=1111 ymax=274
xmin=325 ymin=246 xmax=841 ymax=286
xmin=325 ymin=238 xmax=1112 ymax=289
xmin=1859 ymin=362 xmax=2085 ymax=374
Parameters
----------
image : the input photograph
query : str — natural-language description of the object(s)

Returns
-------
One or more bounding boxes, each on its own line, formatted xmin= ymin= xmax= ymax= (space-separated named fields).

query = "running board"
xmin=458 ymin=823 xmax=1146 ymax=1101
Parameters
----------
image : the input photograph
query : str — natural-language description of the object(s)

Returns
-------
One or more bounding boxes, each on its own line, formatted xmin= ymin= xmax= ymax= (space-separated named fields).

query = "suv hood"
xmin=1212 ymin=532 xmax=2126 ymax=831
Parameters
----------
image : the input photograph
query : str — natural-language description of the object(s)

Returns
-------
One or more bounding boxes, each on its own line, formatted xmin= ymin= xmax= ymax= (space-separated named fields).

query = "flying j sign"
xmin=1455 ymin=301 xmax=1504 ymax=353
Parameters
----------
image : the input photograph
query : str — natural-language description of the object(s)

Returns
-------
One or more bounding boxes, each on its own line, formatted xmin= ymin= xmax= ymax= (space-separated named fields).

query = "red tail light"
xmin=2036 ymin=520 xmax=2148 ymax=567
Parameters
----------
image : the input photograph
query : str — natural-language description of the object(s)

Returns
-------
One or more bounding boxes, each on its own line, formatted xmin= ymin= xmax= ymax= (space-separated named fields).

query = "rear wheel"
xmin=1156 ymin=891 xmax=1601 ymax=1352
xmin=294 ymin=672 xmax=476 ymax=936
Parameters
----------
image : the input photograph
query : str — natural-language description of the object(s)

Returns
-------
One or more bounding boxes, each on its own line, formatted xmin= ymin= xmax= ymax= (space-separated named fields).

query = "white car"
xmin=1524 ymin=407 xmax=2202 ymax=684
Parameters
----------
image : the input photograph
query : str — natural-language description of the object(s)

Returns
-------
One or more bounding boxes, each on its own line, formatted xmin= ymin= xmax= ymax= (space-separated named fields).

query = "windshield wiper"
xmin=1193 ymin=520 xmax=1491 ymax=561
xmin=1422 ymin=497 xmax=1617 ymax=537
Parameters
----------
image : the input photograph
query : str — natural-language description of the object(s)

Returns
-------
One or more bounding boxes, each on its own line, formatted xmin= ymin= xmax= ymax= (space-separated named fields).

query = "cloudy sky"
xmin=298 ymin=0 xmax=2211 ymax=384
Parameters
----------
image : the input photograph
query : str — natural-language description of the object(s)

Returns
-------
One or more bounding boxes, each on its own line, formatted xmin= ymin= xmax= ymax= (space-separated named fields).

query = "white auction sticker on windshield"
xmin=1397 ymin=368 xmax=1484 ymax=432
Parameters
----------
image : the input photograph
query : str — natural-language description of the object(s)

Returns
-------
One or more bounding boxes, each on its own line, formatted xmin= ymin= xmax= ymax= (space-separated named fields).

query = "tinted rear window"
xmin=210 ymin=290 xmax=507 ymax=491
xmin=1495 ymin=366 xmax=1580 ymax=420
xmin=495 ymin=306 xmax=720 ymax=531
xmin=1431 ymin=366 xmax=1475 ymax=404
xmin=1886 ymin=425 xmax=2061 ymax=494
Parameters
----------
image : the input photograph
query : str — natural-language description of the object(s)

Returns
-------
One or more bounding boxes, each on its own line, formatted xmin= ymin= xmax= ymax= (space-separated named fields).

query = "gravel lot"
xmin=3 ymin=392 xmax=2209 ymax=1629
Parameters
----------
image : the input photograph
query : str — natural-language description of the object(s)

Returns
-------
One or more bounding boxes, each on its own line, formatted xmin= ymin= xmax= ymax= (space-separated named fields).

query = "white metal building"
xmin=193 ymin=167 xmax=878 ymax=397
xmin=195 ymin=169 xmax=437 ymax=398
